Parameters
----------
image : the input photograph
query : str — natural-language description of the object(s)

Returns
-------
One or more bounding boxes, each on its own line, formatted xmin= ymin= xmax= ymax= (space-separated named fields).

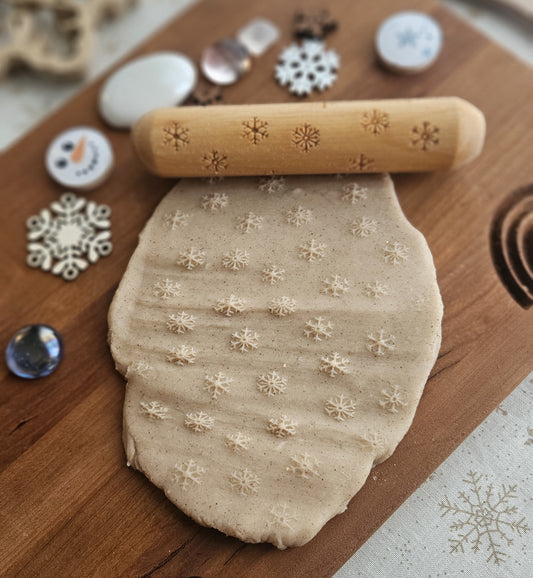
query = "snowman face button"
xmin=45 ymin=127 xmax=114 ymax=190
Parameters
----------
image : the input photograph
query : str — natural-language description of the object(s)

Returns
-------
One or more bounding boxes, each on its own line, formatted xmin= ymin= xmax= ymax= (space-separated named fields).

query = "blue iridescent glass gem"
xmin=5 ymin=324 xmax=63 ymax=379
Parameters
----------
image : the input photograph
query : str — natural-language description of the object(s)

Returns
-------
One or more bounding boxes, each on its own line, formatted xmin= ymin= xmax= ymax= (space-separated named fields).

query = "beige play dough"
xmin=108 ymin=174 xmax=443 ymax=549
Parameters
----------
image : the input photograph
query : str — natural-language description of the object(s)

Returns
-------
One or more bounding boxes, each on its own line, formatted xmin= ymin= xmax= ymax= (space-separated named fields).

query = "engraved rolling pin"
xmin=132 ymin=97 xmax=485 ymax=177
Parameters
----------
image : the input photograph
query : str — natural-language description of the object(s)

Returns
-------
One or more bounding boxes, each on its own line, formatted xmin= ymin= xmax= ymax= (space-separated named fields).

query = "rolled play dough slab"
xmin=108 ymin=174 xmax=443 ymax=549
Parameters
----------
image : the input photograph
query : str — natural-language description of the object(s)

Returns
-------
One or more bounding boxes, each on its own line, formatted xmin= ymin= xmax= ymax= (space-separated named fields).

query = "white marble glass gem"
xmin=236 ymin=18 xmax=280 ymax=57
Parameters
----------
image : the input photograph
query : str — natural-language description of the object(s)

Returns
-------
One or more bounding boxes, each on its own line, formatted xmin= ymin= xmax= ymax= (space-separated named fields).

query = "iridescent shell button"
xmin=5 ymin=324 xmax=64 ymax=379
xmin=201 ymin=39 xmax=252 ymax=85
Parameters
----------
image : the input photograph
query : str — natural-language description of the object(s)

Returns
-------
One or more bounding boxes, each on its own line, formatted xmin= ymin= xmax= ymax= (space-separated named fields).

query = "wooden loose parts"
xmin=132 ymin=98 xmax=485 ymax=177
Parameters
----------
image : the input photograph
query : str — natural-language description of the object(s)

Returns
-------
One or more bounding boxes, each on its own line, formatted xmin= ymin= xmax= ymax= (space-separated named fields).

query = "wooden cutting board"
xmin=1 ymin=0 xmax=532 ymax=576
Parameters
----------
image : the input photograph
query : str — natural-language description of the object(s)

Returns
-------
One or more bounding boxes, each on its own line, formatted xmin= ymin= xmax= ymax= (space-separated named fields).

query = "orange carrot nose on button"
xmin=71 ymin=135 xmax=87 ymax=163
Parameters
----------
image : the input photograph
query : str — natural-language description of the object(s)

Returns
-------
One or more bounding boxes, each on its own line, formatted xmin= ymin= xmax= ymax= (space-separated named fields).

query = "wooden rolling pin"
xmin=132 ymin=97 xmax=485 ymax=177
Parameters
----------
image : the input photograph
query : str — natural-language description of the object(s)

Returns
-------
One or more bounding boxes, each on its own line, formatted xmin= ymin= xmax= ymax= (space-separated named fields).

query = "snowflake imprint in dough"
xmin=222 ymin=248 xmax=249 ymax=271
xmin=269 ymin=296 xmax=296 ymax=317
xmin=299 ymin=239 xmax=326 ymax=262
xmin=242 ymin=117 xmax=269 ymax=145
xmin=201 ymin=191 xmax=228 ymax=212
xmin=384 ymin=241 xmax=409 ymax=265
xmin=184 ymin=410 xmax=214 ymax=432
xmin=259 ymin=176 xmax=285 ymax=194
xmin=139 ymin=400 xmax=169 ymax=420
xmin=166 ymin=345 xmax=196 ymax=366
xmin=324 ymin=394 xmax=357 ymax=421
xmin=153 ymin=279 xmax=181 ymax=299
xmin=319 ymin=352 xmax=349 ymax=377
xmin=287 ymin=204 xmax=313 ymax=226
xmin=172 ymin=459 xmax=205 ymax=489
xmin=163 ymin=209 xmax=189 ymax=229
xmin=257 ymin=370 xmax=287 ymax=396
xmin=128 ymin=359 xmax=153 ymax=377
xmin=237 ymin=211 xmax=263 ymax=233
xmin=288 ymin=453 xmax=319 ymax=479
xmin=411 ymin=121 xmax=440 ymax=151
xmin=361 ymin=109 xmax=391 ymax=136
xmin=367 ymin=330 xmax=395 ymax=356
xmin=304 ymin=316 xmax=334 ymax=341
xmin=379 ymin=385 xmax=407 ymax=413
xmin=202 ymin=150 xmax=228 ymax=173
xmin=230 ymin=328 xmax=259 ymax=352
xmin=229 ymin=468 xmax=260 ymax=496
xmin=269 ymin=504 xmax=297 ymax=530
xmin=525 ymin=427 xmax=533 ymax=446
xmin=351 ymin=216 xmax=378 ymax=238
xmin=291 ymin=123 xmax=320 ymax=152
xmin=163 ymin=122 xmax=190 ymax=150
xmin=275 ymin=40 xmax=339 ymax=96
xmin=26 ymin=192 xmax=112 ymax=281
xmin=176 ymin=247 xmax=206 ymax=270
xmin=214 ymin=295 xmax=246 ymax=317
xmin=342 ymin=183 xmax=368 ymax=204
xmin=225 ymin=432 xmax=251 ymax=453
xmin=357 ymin=431 xmax=385 ymax=452
xmin=363 ymin=281 xmax=389 ymax=299
xmin=267 ymin=415 xmax=297 ymax=438
xmin=321 ymin=275 xmax=349 ymax=297
xmin=349 ymin=154 xmax=375 ymax=172
xmin=204 ymin=372 xmax=232 ymax=400
xmin=262 ymin=265 xmax=285 ymax=285
xmin=166 ymin=311 xmax=196 ymax=334
xmin=439 ymin=471 xmax=530 ymax=566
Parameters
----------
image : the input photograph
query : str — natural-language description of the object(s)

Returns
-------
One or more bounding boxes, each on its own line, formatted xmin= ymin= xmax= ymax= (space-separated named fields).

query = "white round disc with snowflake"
xmin=109 ymin=174 xmax=442 ymax=549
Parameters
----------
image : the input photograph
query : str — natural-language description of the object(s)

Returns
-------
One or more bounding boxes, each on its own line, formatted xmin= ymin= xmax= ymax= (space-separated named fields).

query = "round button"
xmin=375 ymin=11 xmax=443 ymax=74
xmin=5 ymin=325 xmax=64 ymax=379
xmin=201 ymin=39 xmax=251 ymax=86
xmin=45 ymin=126 xmax=114 ymax=191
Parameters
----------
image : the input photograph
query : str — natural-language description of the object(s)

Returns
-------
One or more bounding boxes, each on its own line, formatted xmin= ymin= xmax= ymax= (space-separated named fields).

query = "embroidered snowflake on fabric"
xmin=153 ymin=279 xmax=181 ymax=299
xmin=128 ymin=359 xmax=153 ymax=377
xmin=342 ymin=183 xmax=368 ymax=204
xmin=287 ymin=205 xmax=313 ymax=226
xmin=320 ymin=352 xmax=349 ymax=377
xmin=204 ymin=372 xmax=232 ymax=399
xmin=214 ymin=295 xmax=246 ymax=317
xmin=242 ymin=117 xmax=269 ymax=144
xmin=304 ymin=316 xmax=334 ymax=341
xmin=139 ymin=400 xmax=169 ymax=420
xmin=222 ymin=248 xmax=249 ymax=271
xmin=176 ymin=247 xmax=206 ymax=270
xmin=26 ymin=192 xmax=112 ymax=281
xmin=299 ymin=239 xmax=326 ymax=262
xmin=230 ymin=328 xmax=259 ymax=352
xmin=262 ymin=265 xmax=285 ymax=285
xmin=237 ymin=211 xmax=263 ymax=233
xmin=351 ymin=216 xmax=378 ymax=237
xmin=257 ymin=370 xmax=287 ymax=396
xmin=229 ymin=468 xmax=260 ymax=496
xmin=172 ymin=459 xmax=205 ymax=489
xmin=291 ymin=123 xmax=321 ymax=152
xmin=269 ymin=296 xmax=296 ymax=317
xmin=275 ymin=39 xmax=339 ymax=96
xmin=225 ymin=432 xmax=251 ymax=453
xmin=384 ymin=241 xmax=409 ymax=264
xmin=184 ymin=410 xmax=214 ymax=432
xmin=201 ymin=192 xmax=228 ymax=212
xmin=325 ymin=394 xmax=357 ymax=421
xmin=163 ymin=209 xmax=189 ymax=229
xmin=361 ymin=109 xmax=390 ymax=136
xmin=321 ymin=275 xmax=349 ymax=297
xmin=267 ymin=415 xmax=297 ymax=438
xmin=288 ymin=453 xmax=320 ymax=479
xmin=166 ymin=311 xmax=196 ymax=334
xmin=259 ymin=176 xmax=285 ymax=194
xmin=364 ymin=281 xmax=389 ymax=299
xmin=439 ymin=471 xmax=530 ymax=566
xmin=379 ymin=385 xmax=407 ymax=413
xmin=166 ymin=345 xmax=196 ymax=366
xmin=367 ymin=330 xmax=395 ymax=356
xmin=269 ymin=504 xmax=297 ymax=530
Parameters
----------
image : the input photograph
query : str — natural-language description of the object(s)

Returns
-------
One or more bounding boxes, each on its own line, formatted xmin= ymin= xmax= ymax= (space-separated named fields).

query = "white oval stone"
xmin=99 ymin=52 xmax=197 ymax=129
xmin=376 ymin=11 xmax=443 ymax=74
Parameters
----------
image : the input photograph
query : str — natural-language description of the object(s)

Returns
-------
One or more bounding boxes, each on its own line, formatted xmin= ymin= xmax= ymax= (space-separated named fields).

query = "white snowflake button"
xmin=375 ymin=11 xmax=443 ymax=74
xmin=45 ymin=127 xmax=114 ymax=191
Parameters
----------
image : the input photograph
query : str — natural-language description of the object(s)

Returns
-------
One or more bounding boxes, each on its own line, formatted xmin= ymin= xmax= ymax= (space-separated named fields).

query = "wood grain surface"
xmin=1 ymin=0 xmax=532 ymax=576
